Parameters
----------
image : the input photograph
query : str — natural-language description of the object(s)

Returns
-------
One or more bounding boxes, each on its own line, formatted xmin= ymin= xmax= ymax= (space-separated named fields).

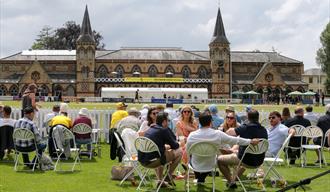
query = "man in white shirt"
xmin=267 ymin=111 xmax=295 ymax=157
xmin=186 ymin=112 xmax=259 ymax=185
xmin=0 ymin=106 xmax=16 ymax=128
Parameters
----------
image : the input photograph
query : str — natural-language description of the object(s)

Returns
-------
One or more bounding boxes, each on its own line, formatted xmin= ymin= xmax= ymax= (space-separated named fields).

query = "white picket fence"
xmin=10 ymin=108 xmax=114 ymax=142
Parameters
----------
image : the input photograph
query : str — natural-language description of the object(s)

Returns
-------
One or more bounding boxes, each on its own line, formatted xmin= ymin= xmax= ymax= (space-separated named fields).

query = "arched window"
xmin=198 ymin=66 xmax=209 ymax=79
xmin=218 ymin=67 xmax=225 ymax=80
xmin=132 ymin=65 xmax=141 ymax=77
xmin=81 ymin=66 xmax=89 ymax=79
xmin=115 ymin=65 xmax=124 ymax=78
xmin=242 ymin=86 xmax=250 ymax=92
xmin=232 ymin=86 xmax=239 ymax=92
xmin=31 ymin=71 xmax=40 ymax=82
xmin=97 ymin=65 xmax=109 ymax=78
xmin=182 ymin=66 xmax=191 ymax=78
xmin=66 ymin=85 xmax=75 ymax=96
xmin=165 ymin=65 xmax=175 ymax=77
xmin=40 ymin=84 xmax=49 ymax=96
xmin=9 ymin=85 xmax=19 ymax=96
xmin=53 ymin=85 xmax=63 ymax=97
xmin=148 ymin=65 xmax=158 ymax=77
xmin=20 ymin=85 xmax=28 ymax=95
xmin=256 ymin=87 xmax=263 ymax=95
xmin=0 ymin=85 xmax=7 ymax=96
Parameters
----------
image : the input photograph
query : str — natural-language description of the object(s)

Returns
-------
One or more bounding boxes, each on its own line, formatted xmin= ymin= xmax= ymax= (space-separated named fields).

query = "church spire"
xmin=210 ymin=7 xmax=229 ymax=44
xmin=77 ymin=5 xmax=95 ymax=43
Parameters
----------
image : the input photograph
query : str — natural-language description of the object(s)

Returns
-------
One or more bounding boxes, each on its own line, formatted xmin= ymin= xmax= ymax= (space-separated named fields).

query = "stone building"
xmin=303 ymin=68 xmax=327 ymax=94
xmin=0 ymin=6 xmax=307 ymax=99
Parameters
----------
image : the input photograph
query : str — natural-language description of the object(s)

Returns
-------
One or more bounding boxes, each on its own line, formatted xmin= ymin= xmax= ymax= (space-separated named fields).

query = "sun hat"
xmin=78 ymin=108 xmax=89 ymax=116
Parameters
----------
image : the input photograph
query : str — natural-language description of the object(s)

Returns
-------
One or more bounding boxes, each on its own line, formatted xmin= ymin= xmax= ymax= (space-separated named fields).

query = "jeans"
xmin=16 ymin=143 xmax=47 ymax=164
xmin=76 ymin=138 xmax=92 ymax=151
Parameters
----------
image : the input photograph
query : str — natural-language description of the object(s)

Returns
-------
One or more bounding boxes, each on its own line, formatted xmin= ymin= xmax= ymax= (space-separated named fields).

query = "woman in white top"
xmin=138 ymin=106 xmax=159 ymax=136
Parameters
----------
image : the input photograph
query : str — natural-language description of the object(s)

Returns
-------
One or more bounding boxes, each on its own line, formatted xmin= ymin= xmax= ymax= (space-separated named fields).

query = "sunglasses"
xmin=226 ymin=116 xmax=235 ymax=120
xmin=268 ymin=116 xmax=276 ymax=120
xmin=183 ymin=110 xmax=191 ymax=114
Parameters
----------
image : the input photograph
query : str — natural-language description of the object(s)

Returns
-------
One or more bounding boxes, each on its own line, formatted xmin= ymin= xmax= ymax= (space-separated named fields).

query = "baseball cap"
xmin=116 ymin=102 xmax=128 ymax=108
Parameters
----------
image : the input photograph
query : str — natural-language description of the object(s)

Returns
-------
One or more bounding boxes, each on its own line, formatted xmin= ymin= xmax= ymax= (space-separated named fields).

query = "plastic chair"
xmin=263 ymin=134 xmax=292 ymax=183
xmin=134 ymin=137 xmax=171 ymax=192
xmin=185 ymin=142 xmax=219 ymax=192
xmin=300 ymin=126 xmax=324 ymax=168
xmin=52 ymin=125 xmax=81 ymax=172
xmin=113 ymin=131 xmax=144 ymax=185
xmin=72 ymin=123 xmax=93 ymax=159
xmin=323 ymin=129 xmax=330 ymax=166
xmin=12 ymin=128 xmax=40 ymax=172
xmin=284 ymin=125 xmax=305 ymax=166
xmin=260 ymin=118 xmax=270 ymax=129
xmin=235 ymin=139 xmax=269 ymax=192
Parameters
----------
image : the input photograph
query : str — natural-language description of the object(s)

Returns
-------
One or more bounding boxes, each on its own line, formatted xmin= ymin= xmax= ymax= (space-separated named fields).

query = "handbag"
xmin=111 ymin=165 xmax=134 ymax=180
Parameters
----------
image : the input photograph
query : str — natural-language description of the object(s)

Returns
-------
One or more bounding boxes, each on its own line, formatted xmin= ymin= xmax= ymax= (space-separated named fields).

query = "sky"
xmin=0 ymin=0 xmax=329 ymax=70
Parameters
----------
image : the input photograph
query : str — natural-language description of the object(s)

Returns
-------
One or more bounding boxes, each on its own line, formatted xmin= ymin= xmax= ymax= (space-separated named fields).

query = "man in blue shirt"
xmin=138 ymin=112 xmax=182 ymax=187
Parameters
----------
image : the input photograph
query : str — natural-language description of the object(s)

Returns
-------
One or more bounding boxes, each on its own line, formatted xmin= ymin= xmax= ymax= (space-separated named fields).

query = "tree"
xmin=31 ymin=21 xmax=105 ymax=50
xmin=316 ymin=22 xmax=330 ymax=92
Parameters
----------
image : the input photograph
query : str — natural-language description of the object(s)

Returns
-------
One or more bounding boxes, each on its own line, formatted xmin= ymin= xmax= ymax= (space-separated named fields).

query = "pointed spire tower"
xmin=76 ymin=5 xmax=96 ymax=97
xmin=209 ymin=5 xmax=231 ymax=98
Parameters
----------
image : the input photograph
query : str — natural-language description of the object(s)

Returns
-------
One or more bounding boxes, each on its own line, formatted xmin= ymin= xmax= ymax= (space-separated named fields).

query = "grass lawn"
xmin=0 ymin=143 xmax=329 ymax=192
xmin=0 ymin=101 xmax=329 ymax=191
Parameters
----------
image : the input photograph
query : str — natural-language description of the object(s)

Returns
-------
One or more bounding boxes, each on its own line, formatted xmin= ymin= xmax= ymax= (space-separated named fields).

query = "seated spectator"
xmin=14 ymin=107 xmax=46 ymax=169
xmin=186 ymin=112 xmax=258 ymax=184
xmin=225 ymin=105 xmax=241 ymax=123
xmin=284 ymin=107 xmax=311 ymax=164
xmin=219 ymin=109 xmax=267 ymax=189
xmin=73 ymin=108 xmax=92 ymax=151
xmin=138 ymin=106 xmax=159 ymax=136
xmin=219 ymin=112 xmax=241 ymax=154
xmin=314 ymin=104 xmax=330 ymax=163
xmin=117 ymin=108 xmax=141 ymax=134
xmin=139 ymin=104 xmax=150 ymax=122
xmin=281 ymin=107 xmax=291 ymax=124
xmin=0 ymin=106 xmax=16 ymax=159
xmin=50 ymin=103 xmax=73 ymax=129
xmin=304 ymin=105 xmax=319 ymax=124
xmin=110 ymin=102 xmax=128 ymax=129
xmin=208 ymin=104 xmax=224 ymax=129
xmin=43 ymin=104 xmax=60 ymax=132
xmin=267 ymin=111 xmax=295 ymax=157
xmin=138 ymin=112 xmax=182 ymax=187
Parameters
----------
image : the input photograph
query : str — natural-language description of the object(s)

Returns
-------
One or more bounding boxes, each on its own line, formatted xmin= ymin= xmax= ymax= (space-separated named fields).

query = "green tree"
xmin=316 ymin=22 xmax=330 ymax=92
xmin=31 ymin=21 xmax=105 ymax=50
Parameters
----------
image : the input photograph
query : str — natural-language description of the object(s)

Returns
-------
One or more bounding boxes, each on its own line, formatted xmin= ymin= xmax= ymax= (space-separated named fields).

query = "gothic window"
xmin=40 ymin=85 xmax=49 ymax=96
xmin=66 ymin=85 xmax=75 ymax=96
xmin=81 ymin=66 xmax=89 ymax=79
xmin=198 ymin=66 xmax=209 ymax=79
xmin=53 ymin=85 xmax=63 ymax=97
xmin=165 ymin=65 xmax=175 ymax=77
xmin=97 ymin=65 xmax=109 ymax=78
xmin=31 ymin=71 xmax=40 ymax=82
xmin=115 ymin=65 xmax=124 ymax=78
xmin=232 ymin=86 xmax=239 ymax=92
xmin=132 ymin=65 xmax=141 ymax=77
xmin=242 ymin=86 xmax=250 ymax=92
xmin=9 ymin=85 xmax=19 ymax=96
xmin=0 ymin=85 xmax=7 ymax=96
xmin=182 ymin=66 xmax=191 ymax=78
xmin=218 ymin=67 xmax=225 ymax=80
xmin=148 ymin=65 xmax=158 ymax=77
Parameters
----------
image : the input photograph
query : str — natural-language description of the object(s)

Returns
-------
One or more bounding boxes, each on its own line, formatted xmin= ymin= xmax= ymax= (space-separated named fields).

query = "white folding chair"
xmin=284 ymin=125 xmax=305 ymax=166
xmin=323 ymin=129 xmax=330 ymax=165
xmin=113 ymin=131 xmax=144 ymax=185
xmin=134 ymin=137 xmax=171 ymax=192
xmin=260 ymin=118 xmax=270 ymax=129
xmin=301 ymin=126 xmax=325 ymax=168
xmin=185 ymin=142 xmax=218 ymax=192
xmin=235 ymin=139 xmax=269 ymax=192
xmin=52 ymin=126 xmax=81 ymax=172
xmin=13 ymin=128 xmax=40 ymax=172
xmin=72 ymin=123 xmax=93 ymax=159
xmin=263 ymin=134 xmax=292 ymax=184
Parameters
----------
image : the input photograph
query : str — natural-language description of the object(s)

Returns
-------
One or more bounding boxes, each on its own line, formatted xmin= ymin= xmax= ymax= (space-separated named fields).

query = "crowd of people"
xmin=1 ymin=84 xmax=330 ymax=189
xmin=108 ymin=102 xmax=330 ymax=189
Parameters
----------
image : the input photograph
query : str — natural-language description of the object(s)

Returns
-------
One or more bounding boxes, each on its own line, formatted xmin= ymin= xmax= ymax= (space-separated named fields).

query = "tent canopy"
xmin=244 ymin=90 xmax=260 ymax=95
xmin=288 ymin=91 xmax=303 ymax=96
xmin=303 ymin=91 xmax=316 ymax=96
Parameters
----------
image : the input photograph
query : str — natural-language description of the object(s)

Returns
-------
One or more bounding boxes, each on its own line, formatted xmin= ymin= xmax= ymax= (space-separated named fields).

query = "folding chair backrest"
xmin=72 ymin=123 xmax=92 ymax=134
xmin=135 ymin=137 xmax=161 ymax=157
xmin=188 ymin=142 xmax=218 ymax=157
xmin=274 ymin=134 xmax=292 ymax=159
xmin=53 ymin=125 xmax=76 ymax=149
xmin=13 ymin=128 xmax=35 ymax=141
xmin=260 ymin=118 xmax=270 ymax=129
xmin=309 ymin=120 xmax=318 ymax=126
xmin=244 ymin=139 xmax=269 ymax=155
xmin=302 ymin=126 xmax=323 ymax=139
xmin=324 ymin=129 xmax=330 ymax=145
xmin=289 ymin=125 xmax=305 ymax=136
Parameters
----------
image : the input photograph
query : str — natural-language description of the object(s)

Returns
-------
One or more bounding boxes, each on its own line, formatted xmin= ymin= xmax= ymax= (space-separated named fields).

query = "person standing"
xmin=135 ymin=89 xmax=139 ymax=103
xmin=21 ymin=83 xmax=38 ymax=117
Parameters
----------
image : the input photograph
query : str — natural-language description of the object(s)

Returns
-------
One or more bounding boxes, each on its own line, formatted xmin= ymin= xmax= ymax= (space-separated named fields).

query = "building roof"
xmin=96 ymin=47 xmax=209 ymax=60
xmin=1 ymin=49 xmax=301 ymax=64
xmin=303 ymin=68 xmax=326 ymax=76
xmin=209 ymin=8 xmax=229 ymax=44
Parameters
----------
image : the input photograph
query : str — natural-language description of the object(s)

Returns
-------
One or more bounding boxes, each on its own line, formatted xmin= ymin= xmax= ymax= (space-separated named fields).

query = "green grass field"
xmin=0 ymin=101 xmax=329 ymax=192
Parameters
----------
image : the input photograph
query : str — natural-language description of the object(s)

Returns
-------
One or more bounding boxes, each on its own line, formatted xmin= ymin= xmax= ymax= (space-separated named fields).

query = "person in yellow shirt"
xmin=50 ymin=103 xmax=73 ymax=129
xmin=110 ymin=102 xmax=128 ymax=129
